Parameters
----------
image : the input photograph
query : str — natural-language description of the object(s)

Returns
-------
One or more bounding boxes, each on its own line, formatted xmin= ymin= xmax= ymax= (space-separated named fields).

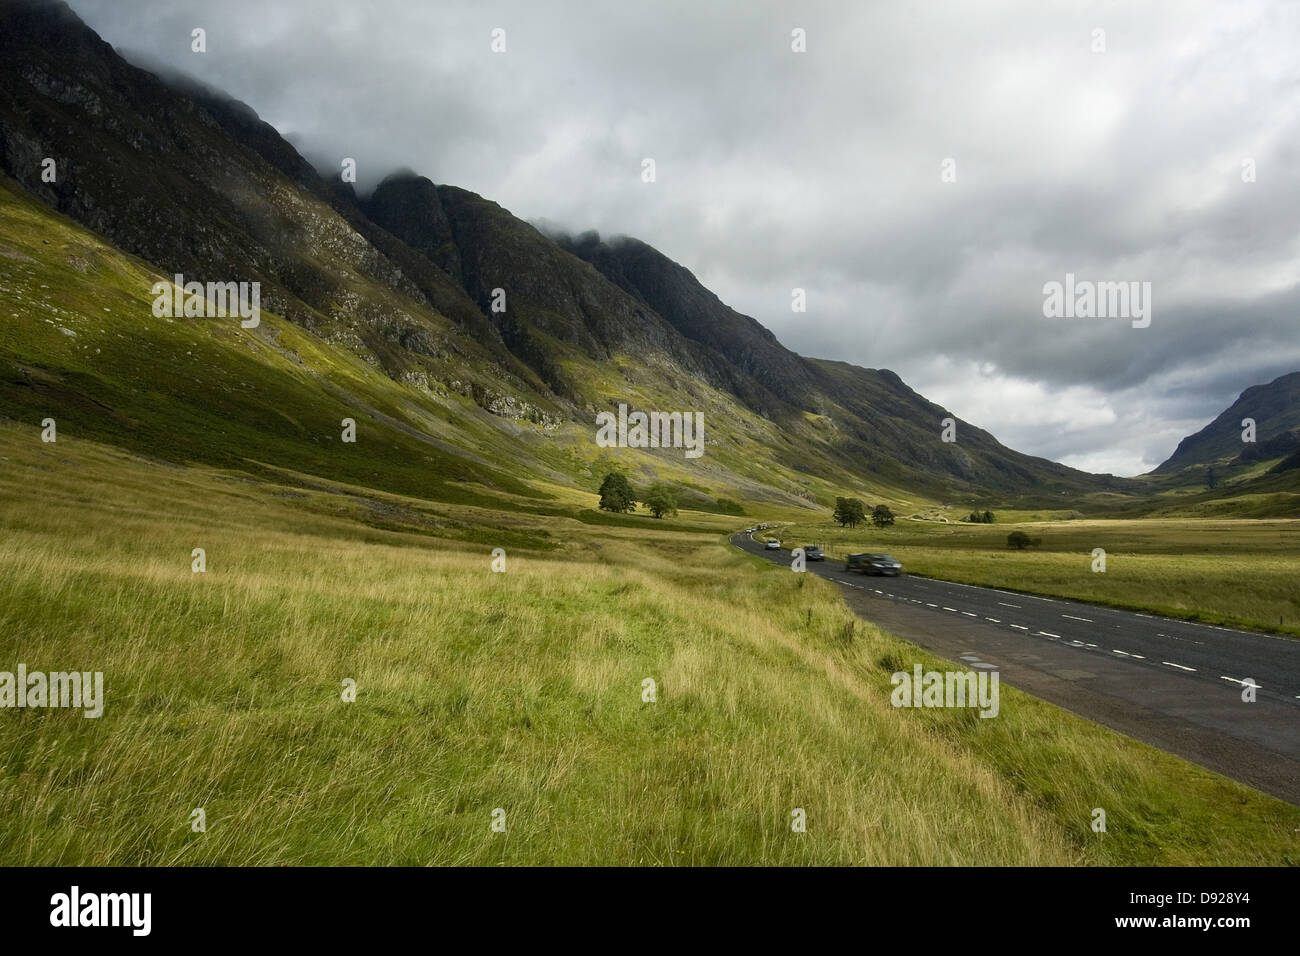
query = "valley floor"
xmin=0 ymin=425 xmax=1296 ymax=865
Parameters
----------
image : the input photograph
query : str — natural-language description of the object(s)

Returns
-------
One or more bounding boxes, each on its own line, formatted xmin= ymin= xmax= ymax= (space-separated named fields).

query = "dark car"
xmin=846 ymin=553 xmax=903 ymax=575
xmin=803 ymin=545 xmax=825 ymax=561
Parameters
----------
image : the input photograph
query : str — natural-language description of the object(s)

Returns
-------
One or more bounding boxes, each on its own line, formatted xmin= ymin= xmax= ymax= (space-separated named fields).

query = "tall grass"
xmin=0 ymin=428 xmax=1295 ymax=865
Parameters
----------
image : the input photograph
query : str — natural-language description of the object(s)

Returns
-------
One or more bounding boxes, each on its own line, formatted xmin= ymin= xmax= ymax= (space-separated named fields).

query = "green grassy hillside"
xmin=3 ymin=181 xmax=1296 ymax=861
xmin=0 ymin=424 xmax=1296 ymax=865
xmin=0 ymin=174 xmax=878 ymax=518
xmin=1 ymin=2 xmax=1297 ymax=868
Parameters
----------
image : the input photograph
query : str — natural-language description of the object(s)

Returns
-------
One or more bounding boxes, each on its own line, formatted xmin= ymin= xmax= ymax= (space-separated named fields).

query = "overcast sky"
xmin=69 ymin=0 xmax=1300 ymax=475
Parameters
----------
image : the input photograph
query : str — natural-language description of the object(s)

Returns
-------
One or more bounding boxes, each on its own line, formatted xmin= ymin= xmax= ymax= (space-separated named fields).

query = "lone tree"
xmin=597 ymin=471 xmax=637 ymax=514
xmin=643 ymin=482 xmax=678 ymax=519
xmin=871 ymin=504 xmax=895 ymax=528
xmin=1007 ymin=530 xmax=1031 ymax=549
xmin=833 ymin=497 xmax=866 ymax=528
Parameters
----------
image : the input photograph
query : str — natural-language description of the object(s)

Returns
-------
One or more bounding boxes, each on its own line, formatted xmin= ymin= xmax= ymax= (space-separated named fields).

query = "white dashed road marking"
xmin=1219 ymin=676 xmax=1260 ymax=687
xmin=737 ymin=539 xmax=1300 ymax=700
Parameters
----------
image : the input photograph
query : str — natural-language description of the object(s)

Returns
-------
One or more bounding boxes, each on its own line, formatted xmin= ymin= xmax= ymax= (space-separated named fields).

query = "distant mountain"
xmin=1152 ymin=372 xmax=1300 ymax=476
xmin=0 ymin=0 xmax=1133 ymax=510
xmin=558 ymin=231 xmax=1120 ymax=493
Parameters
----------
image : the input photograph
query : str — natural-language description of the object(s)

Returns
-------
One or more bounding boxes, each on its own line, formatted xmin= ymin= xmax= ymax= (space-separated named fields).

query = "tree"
xmin=982 ymin=510 xmax=995 ymax=524
xmin=846 ymin=498 xmax=866 ymax=527
xmin=833 ymin=497 xmax=850 ymax=526
xmin=1007 ymin=530 xmax=1031 ymax=549
xmin=597 ymin=471 xmax=636 ymax=513
xmin=833 ymin=497 xmax=866 ymax=528
xmin=643 ymin=482 xmax=678 ymax=519
xmin=871 ymin=505 xmax=895 ymax=528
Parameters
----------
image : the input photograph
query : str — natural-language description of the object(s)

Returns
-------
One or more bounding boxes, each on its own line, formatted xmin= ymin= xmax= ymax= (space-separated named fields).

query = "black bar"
xmin=0 ymin=866 xmax=1287 ymax=942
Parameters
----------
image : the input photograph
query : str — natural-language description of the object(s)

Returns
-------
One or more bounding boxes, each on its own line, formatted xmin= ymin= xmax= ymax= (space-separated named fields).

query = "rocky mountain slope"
xmin=559 ymin=230 xmax=1120 ymax=494
xmin=1153 ymin=371 xmax=1300 ymax=477
xmin=0 ymin=0 xmax=1138 ymax=510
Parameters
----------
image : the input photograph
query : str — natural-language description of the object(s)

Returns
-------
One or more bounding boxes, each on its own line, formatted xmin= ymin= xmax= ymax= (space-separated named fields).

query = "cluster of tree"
xmin=597 ymin=472 xmax=679 ymax=519
xmin=833 ymin=498 xmax=895 ymax=529
xmin=964 ymin=510 xmax=996 ymax=523
xmin=832 ymin=497 xmax=866 ymax=527
xmin=1006 ymin=530 xmax=1042 ymax=550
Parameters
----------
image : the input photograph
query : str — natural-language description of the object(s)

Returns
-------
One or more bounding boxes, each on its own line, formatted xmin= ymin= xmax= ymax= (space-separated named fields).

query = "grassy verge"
xmin=767 ymin=516 xmax=1300 ymax=638
xmin=0 ymin=426 xmax=1295 ymax=865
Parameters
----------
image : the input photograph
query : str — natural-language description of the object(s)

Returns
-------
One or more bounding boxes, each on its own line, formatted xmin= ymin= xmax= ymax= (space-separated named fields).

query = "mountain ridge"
xmin=0 ymin=0 xmax=1147 ymax=509
xmin=1152 ymin=371 xmax=1300 ymax=476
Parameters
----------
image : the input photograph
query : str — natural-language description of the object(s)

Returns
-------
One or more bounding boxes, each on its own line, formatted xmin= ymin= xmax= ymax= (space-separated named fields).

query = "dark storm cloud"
xmin=67 ymin=0 xmax=1300 ymax=474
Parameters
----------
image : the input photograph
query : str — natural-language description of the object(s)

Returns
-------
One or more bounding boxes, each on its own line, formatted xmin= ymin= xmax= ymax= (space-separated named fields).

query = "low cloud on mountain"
xmin=70 ymin=0 xmax=1300 ymax=475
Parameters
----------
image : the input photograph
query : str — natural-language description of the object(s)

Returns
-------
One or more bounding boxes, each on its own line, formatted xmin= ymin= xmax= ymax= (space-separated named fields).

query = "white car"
xmin=764 ymin=539 xmax=781 ymax=550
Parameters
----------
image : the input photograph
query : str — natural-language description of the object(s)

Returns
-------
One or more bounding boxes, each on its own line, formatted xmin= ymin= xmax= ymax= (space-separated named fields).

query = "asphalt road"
xmin=731 ymin=531 xmax=1300 ymax=805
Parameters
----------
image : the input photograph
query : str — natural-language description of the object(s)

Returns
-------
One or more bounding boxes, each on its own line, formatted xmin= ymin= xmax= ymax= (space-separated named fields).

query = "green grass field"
xmin=3 ymin=169 xmax=1299 ymax=866
xmin=1 ymin=425 xmax=1296 ymax=865
xmin=766 ymin=514 xmax=1300 ymax=638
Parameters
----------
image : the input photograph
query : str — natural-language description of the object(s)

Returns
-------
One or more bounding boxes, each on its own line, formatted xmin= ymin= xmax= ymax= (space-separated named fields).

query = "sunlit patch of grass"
xmin=0 ymin=427 xmax=1295 ymax=865
xmin=772 ymin=516 xmax=1300 ymax=637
